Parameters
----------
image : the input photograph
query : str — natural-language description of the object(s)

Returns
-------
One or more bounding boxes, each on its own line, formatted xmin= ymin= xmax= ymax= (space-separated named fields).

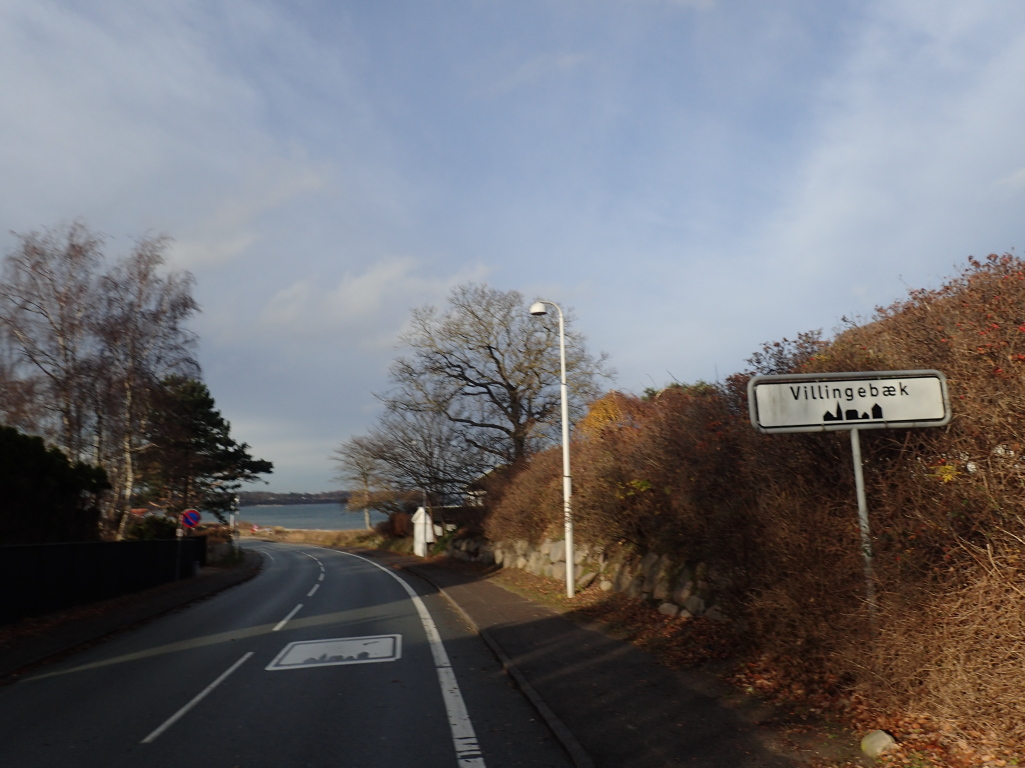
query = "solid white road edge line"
xmin=141 ymin=652 xmax=254 ymax=744
xmin=273 ymin=603 xmax=304 ymax=631
xmin=340 ymin=551 xmax=486 ymax=768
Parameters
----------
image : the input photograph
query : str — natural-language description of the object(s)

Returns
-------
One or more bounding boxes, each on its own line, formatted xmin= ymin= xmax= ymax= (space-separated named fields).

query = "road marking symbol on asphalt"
xmin=266 ymin=635 xmax=402 ymax=670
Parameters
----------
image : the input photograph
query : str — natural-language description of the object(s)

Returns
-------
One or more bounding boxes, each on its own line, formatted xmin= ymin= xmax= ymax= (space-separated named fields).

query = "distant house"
xmin=428 ymin=505 xmax=486 ymax=534
xmin=464 ymin=464 xmax=514 ymax=509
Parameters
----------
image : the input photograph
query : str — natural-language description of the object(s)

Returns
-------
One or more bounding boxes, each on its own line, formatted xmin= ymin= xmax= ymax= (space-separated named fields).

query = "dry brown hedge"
xmin=486 ymin=254 xmax=1025 ymax=748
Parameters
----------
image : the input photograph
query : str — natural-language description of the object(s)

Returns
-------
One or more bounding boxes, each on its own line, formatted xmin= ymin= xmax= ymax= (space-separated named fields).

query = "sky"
xmin=2 ymin=0 xmax=1024 ymax=493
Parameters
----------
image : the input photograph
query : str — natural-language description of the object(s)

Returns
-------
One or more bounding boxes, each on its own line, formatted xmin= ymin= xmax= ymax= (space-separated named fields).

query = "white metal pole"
xmin=849 ymin=427 xmax=878 ymax=622
xmin=530 ymin=299 xmax=575 ymax=598
xmin=554 ymin=304 xmax=574 ymax=598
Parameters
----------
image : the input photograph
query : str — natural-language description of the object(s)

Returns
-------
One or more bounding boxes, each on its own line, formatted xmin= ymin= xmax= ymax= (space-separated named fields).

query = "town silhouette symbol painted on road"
xmin=823 ymin=402 xmax=884 ymax=422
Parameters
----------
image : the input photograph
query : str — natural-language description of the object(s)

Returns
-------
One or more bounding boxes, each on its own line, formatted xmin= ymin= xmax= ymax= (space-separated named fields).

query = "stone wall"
xmin=445 ymin=536 xmax=726 ymax=621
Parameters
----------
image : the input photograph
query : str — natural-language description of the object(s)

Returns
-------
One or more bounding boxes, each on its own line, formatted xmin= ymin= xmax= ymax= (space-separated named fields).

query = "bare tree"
xmin=383 ymin=283 xmax=611 ymax=467
xmin=370 ymin=405 xmax=493 ymax=506
xmin=96 ymin=237 xmax=200 ymax=538
xmin=0 ymin=344 xmax=40 ymax=434
xmin=0 ymin=223 xmax=104 ymax=460
xmin=333 ymin=402 xmax=489 ymax=519
xmin=0 ymin=222 xmax=202 ymax=537
xmin=333 ymin=435 xmax=394 ymax=529
xmin=336 ymin=284 xmax=612 ymax=513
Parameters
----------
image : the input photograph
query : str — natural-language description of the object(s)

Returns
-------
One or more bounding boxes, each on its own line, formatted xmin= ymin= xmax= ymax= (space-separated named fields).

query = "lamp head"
xmin=529 ymin=301 xmax=547 ymax=316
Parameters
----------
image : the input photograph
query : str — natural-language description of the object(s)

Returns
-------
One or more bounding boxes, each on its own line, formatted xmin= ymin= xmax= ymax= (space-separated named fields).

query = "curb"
xmin=402 ymin=563 xmax=596 ymax=768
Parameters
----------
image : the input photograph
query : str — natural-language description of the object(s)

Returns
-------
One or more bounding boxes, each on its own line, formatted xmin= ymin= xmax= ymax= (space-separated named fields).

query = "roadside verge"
xmin=0 ymin=549 xmax=262 ymax=681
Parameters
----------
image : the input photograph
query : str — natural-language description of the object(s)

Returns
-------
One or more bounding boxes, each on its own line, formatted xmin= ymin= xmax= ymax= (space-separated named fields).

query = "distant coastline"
xmin=236 ymin=502 xmax=381 ymax=531
xmin=238 ymin=490 xmax=349 ymax=507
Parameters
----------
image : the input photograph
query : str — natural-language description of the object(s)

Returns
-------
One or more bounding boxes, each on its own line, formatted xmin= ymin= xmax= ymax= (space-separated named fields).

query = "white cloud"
xmin=0 ymin=2 xmax=267 ymax=225
xmin=998 ymin=167 xmax=1025 ymax=190
xmin=262 ymin=280 xmax=315 ymax=328
xmin=483 ymin=52 xmax=590 ymax=96
xmin=226 ymin=415 xmax=344 ymax=492
xmin=7 ymin=0 xmax=1025 ymax=493
xmin=753 ymin=2 xmax=1025 ymax=305
xmin=170 ymin=159 xmax=330 ymax=269
xmin=257 ymin=258 xmax=491 ymax=348
xmin=620 ymin=0 xmax=714 ymax=9
xmin=327 ymin=259 xmax=422 ymax=321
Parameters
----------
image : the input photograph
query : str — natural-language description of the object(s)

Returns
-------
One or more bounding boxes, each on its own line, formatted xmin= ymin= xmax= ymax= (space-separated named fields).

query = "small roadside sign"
xmin=747 ymin=368 xmax=952 ymax=624
xmin=181 ymin=509 xmax=201 ymax=528
xmin=748 ymin=369 xmax=950 ymax=434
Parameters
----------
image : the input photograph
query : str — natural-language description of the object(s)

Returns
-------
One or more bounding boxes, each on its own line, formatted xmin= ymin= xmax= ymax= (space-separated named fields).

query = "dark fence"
xmin=0 ymin=537 xmax=207 ymax=625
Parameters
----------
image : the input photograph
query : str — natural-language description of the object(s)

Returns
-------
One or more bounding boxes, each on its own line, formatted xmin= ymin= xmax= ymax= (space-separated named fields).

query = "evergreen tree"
xmin=0 ymin=425 xmax=109 ymax=544
xmin=141 ymin=377 xmax=272 ymax=519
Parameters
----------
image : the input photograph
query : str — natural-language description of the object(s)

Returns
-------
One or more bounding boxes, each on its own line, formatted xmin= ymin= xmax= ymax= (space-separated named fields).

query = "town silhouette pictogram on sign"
xmin=823 ymin=402 xmax=884 ymax=422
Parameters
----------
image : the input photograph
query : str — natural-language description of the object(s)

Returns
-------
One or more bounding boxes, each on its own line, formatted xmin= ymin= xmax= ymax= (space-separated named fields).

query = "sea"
xmin=234 ymin=502 xmax=388 ymax=531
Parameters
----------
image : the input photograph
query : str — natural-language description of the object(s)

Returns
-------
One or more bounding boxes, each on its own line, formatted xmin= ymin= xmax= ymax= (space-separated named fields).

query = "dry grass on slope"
xmin=483 ymin=561 xmax=1024 ymax=768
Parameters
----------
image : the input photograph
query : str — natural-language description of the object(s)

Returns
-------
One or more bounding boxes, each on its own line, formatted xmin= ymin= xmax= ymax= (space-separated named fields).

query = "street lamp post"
xmin=529 ymin=300 xmax=575 ymax=597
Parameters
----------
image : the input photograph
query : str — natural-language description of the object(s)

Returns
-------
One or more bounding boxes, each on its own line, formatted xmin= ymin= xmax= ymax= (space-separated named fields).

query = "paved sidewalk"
xmin=0 ymin=549 xmax=262 ymax=681
xmin=385 ymin=554 xmax=814 ymax=768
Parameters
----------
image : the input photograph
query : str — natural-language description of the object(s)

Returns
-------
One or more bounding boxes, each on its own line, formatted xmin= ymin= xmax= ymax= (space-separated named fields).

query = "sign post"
xmin=748 ymin=370 xmax=950 ymax=621
xmin=176 ymin=509 xmax=201 ymax=581
xmin=849 ymin=427 xmax=875 ymax=612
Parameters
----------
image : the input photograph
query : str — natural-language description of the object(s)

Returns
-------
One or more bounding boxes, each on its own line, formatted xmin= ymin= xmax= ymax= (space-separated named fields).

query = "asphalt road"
xmin=0 ymin=543 xmax=572 ymax=768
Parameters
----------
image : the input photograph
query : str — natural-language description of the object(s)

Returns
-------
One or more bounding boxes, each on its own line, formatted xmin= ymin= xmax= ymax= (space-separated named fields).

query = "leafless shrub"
xmin=863 ymin=564 xmax=1025 ymax=747
xmin=484 ymin=450 xmax=561 ymax=544
xmin=487 ymin=253 xmax=1025 ymax=744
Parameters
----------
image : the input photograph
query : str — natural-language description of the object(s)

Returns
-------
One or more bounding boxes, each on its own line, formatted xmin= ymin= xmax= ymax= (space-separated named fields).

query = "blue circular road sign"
xmin=181 ymin=509 xmax=201 ymax=528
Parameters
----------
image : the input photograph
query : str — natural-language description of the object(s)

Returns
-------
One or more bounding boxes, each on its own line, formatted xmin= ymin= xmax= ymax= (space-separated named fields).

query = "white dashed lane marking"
xmin=272 ymin=604 xmax=303 ymax=632
xmin=141 ymin=652 xmax=254 ymax=744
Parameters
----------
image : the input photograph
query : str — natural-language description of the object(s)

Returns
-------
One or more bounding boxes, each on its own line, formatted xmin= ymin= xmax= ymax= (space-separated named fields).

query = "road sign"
xmin=181 ymin=509 xmax=201 ymax=528
xmin=748 ymin=368 xmax=952 ymax=623
xmin=748 ymin=369 xmax=950 ymax=434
